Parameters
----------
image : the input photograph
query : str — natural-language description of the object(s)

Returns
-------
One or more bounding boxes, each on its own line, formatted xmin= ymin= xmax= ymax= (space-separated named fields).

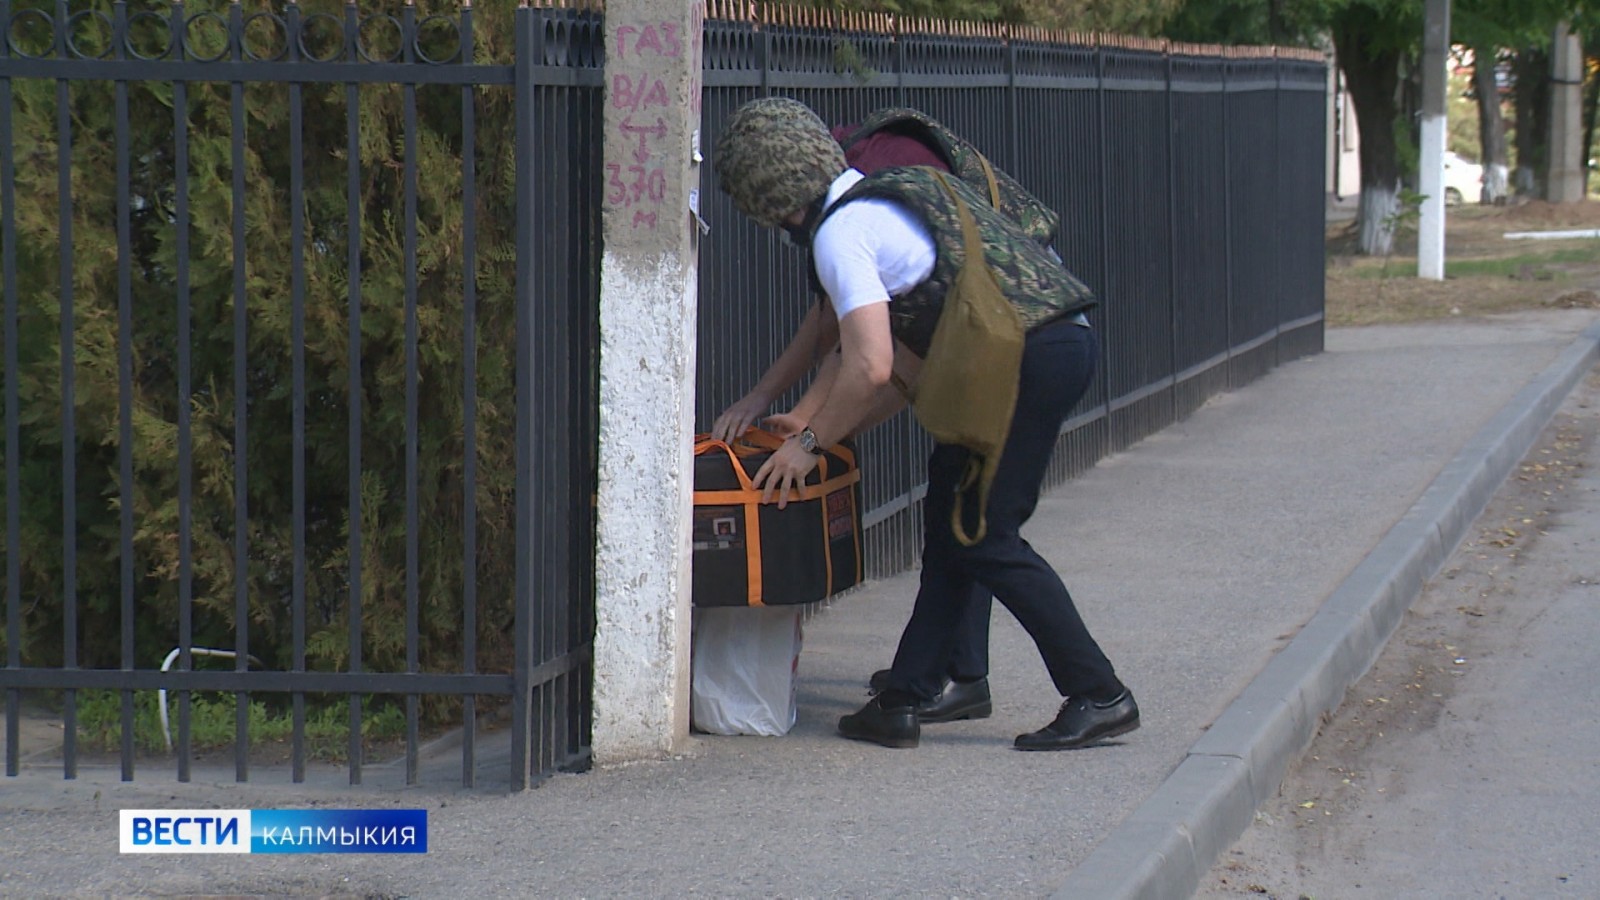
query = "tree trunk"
xmin=1584 ymin=51 xmax=1598 ymax=196
xmin=1472 ymin=43 xmax=1510 ymax=204
xmin=1333 ymin=8 xmax=1404 ymax=256
xmin=1511 ymin=46 xmax=1549 ymax=197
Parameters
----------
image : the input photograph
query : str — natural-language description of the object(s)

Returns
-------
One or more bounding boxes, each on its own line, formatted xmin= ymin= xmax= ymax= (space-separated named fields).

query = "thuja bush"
xmin=1 ymin=0 xmax=593 ymax=702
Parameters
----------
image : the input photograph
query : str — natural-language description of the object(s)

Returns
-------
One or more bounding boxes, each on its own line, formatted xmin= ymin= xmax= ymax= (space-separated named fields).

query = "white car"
xmin=1442 ymin=151 xmax=1483 ymax=205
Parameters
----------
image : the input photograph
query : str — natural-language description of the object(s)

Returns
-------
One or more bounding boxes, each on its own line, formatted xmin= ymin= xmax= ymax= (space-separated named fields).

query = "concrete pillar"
xmin=592 ymin=0 xmax=705 ymax=762
xmin=1547 ymin=21 xmax=1585 ymax=204
xmin=1416 ymin=0 xmax=1449 ymax=281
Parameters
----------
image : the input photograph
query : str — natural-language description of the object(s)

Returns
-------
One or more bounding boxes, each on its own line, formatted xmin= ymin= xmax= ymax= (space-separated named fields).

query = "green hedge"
xmin=1 ymin=1 xmax=541 ymax=691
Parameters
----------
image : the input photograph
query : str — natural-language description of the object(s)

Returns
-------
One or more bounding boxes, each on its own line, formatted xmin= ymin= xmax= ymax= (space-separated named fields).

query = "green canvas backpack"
xmin=913 ymin=170 xmax=1025 ymax=547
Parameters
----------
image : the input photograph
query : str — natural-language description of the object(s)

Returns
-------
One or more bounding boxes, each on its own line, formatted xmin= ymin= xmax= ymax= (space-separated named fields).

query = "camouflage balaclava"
xmin=714 ymin=98 xmax=847 ymax=229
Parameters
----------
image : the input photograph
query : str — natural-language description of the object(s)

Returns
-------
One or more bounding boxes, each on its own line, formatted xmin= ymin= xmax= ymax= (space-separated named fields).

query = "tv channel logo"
xmin=120 ymin=809 xmax=427 ymax=854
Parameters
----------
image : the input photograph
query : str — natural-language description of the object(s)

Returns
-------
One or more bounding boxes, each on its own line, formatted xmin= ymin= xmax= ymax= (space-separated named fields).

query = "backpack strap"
xmin=929 ymin=170 xmax=1008 ymax=547
xmin=973 ymin=151 xmax=1001 ymax=210
xmin=931 ymin=170 xmax=987 ymax=282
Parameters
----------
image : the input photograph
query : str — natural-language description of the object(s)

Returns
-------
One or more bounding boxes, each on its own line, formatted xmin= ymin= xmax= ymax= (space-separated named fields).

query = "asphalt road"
xmin=1200 ymin=368 xmax=1600 ymax=900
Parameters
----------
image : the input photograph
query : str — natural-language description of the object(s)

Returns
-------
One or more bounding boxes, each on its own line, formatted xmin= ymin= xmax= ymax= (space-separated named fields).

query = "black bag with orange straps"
xmin=691 ymin=429 xmax=863 ymax=607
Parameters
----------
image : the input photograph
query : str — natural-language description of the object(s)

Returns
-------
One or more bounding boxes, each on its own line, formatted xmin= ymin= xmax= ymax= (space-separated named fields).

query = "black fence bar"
xmin=1169 ymin=53 xmax=1231 ymax=419
xmin=1278 ymin=60 xmax=1328 ymax=362
xmin=509 ymin=4 xmax=538 ymax=794
xmin=569 ymin=9 xmax=602 ymax=773
xmin=1224 ymin=58 xmax=1282 ymax=386
xmin=175 ymin=12 xmax=196 ymax=786
xmin=401 ymin=0 xmax=421 ymax=788
xmin=54 ymin=0 xmax=77 ymax=779
xmin=1013 ymin=35 xmax=1110 ymax=488
xmin=1164 ymin=51 xmax=1180 ymax=424
xmin=1104 ymin=48 xmax=1177 ymax=450
xmin=287 ymin=0 xmax=307 ymax=785
xmin=343 ymin=0 xmax=364 ymax=787
xmin=1 ymin=0 xmax=17 ymax=782
xmin=1091 ymin=40 xmax=1114 ymax=440
xmin=229 ymin=0 xmax=251 ymax=786
xmin=550 ymin=4 xmax=600 ymax=780
xmin=114 ymin=1 xmax=136 ymax=783
xmin=535 ymin=30 xmax=558 ymax=779
xmin=459 ymin=2 xmax=479 ymax=791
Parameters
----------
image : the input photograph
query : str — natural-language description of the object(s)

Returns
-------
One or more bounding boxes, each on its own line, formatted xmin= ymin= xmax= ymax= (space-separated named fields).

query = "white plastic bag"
xmin=691 ymin=606 xmax=803 ymax=736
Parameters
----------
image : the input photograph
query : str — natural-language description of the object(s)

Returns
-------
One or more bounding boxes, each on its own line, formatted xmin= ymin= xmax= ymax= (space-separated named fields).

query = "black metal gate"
xmin=1 ymin=1 xmax=598 ymax=790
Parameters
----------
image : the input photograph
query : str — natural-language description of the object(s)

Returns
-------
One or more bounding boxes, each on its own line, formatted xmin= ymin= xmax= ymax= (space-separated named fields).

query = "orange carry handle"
xmin=693 ymin=428 xmax=861 ymax=604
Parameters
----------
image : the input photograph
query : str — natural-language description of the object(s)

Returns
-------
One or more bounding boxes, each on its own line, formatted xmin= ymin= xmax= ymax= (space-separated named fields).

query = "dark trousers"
xmin=888 ymin=321 xmax=1120 ymax=702
xmin=942 ymin=584 xmax=991 ymax=682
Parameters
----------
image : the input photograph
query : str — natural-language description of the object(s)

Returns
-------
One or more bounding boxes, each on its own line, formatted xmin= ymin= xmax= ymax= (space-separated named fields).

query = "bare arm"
xmin=802 ymin=303 xmax=894 ymax=448
xmin=773 ymin=338 xmax=914 ymax=438
xmin=782 ymin=347 xmax=841 ymax=428
xmin=752 ymin=303 xmax=894 ymax=506
xmin=849 ymin=375 xmax=911 ymax=435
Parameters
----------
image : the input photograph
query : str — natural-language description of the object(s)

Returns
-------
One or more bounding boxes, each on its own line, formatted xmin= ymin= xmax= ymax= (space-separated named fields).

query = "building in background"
xmin=1327 ymin=61 xmax=1361 ymax=202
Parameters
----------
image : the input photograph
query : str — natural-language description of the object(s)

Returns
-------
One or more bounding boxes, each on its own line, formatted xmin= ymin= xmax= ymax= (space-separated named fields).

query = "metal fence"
xmin=2 ymin=1 xmax=1326 ymax=791
xmin=697 ymin=10 xmax=1328 ymax=577
xmin=1 ymin=1 xmax=598 ymax=790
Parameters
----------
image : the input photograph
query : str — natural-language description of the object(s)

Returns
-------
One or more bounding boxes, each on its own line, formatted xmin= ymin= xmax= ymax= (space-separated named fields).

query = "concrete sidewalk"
xmin=2 ymin=310 xmax=1598 ymax=898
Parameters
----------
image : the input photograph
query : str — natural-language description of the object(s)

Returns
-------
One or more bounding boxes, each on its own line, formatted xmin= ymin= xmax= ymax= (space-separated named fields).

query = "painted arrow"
xmin=621 ymin=116 xmax=668 ymax=163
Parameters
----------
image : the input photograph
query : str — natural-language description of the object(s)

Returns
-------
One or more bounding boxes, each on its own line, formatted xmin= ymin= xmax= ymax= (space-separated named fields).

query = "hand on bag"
xmin=763 ymin=412 xmax=806 ymax=438
xmin=752 ymin=437 xmax=819 ymax=509
xmin=712 ymin=393 xmax=769 ymax=443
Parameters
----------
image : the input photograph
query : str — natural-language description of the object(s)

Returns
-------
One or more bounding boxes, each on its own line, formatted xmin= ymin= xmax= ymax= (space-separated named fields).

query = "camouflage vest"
xmin=815 ymin=167 xmax=1097 ymax=358
xmin=839 ymin=108 xmax=1061 ymax=248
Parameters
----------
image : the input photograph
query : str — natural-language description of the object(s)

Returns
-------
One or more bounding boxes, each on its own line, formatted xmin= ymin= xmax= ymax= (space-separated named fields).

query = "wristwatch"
xmin=797 ymin=426 xmax=825 ymax=455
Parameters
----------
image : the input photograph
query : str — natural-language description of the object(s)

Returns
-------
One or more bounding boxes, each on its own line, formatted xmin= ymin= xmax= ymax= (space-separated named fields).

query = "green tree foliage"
xmin=1454 ymin=0 xmax=1581 ymax=49
xmin=1586 ymin=39 xmax=1599 ymax=189
xmin=1161 ymin=0 xmax=1323 ymax=45
xmin=1156 ymin=0 xmax=1600 ymax=247
xmin=1454 ymin=0 xmax=1595 ymax=196
xmin=800 ymin=0 xmax=1007 ymax=22
xmin=1000 ymin=0 xmax=1182 ymax=34
xmin=2 ymin=0 xmax=537 ymax=696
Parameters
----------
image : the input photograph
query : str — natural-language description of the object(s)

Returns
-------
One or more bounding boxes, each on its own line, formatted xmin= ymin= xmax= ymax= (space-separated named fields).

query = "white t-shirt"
xmin=811 ymin=169 xmax=935 ymax=320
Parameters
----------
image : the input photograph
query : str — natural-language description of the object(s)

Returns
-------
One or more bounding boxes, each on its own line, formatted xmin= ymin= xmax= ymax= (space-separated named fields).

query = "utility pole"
xmin=593 ymin=0 xmax=706 ymax=762
xmin=1417 ymin=0 xmax=1450 ymax=281
xmin=1546 ymin=21 xmax=1585 ymax=203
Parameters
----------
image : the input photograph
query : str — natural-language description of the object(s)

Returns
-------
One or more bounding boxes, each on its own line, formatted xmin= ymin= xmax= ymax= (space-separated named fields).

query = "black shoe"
xmin=1013 ymin=690 xmax=1139 ymax=751
xmin=917 ymin=677 xmax=992 ymax=723
xmin=869 ymin=670 xmax=992 ymax=720
xmin=839 ymin=696 xmax=920 ymax=748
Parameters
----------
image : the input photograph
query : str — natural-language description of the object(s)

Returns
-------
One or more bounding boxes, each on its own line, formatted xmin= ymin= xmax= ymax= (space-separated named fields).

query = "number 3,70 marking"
xmin=605 ymin=163 xmax=667 ymax=208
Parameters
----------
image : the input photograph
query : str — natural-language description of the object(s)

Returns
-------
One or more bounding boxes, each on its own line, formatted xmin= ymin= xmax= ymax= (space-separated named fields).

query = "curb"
xmin=1054 ymin=319 xmax=1600 ymax=900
